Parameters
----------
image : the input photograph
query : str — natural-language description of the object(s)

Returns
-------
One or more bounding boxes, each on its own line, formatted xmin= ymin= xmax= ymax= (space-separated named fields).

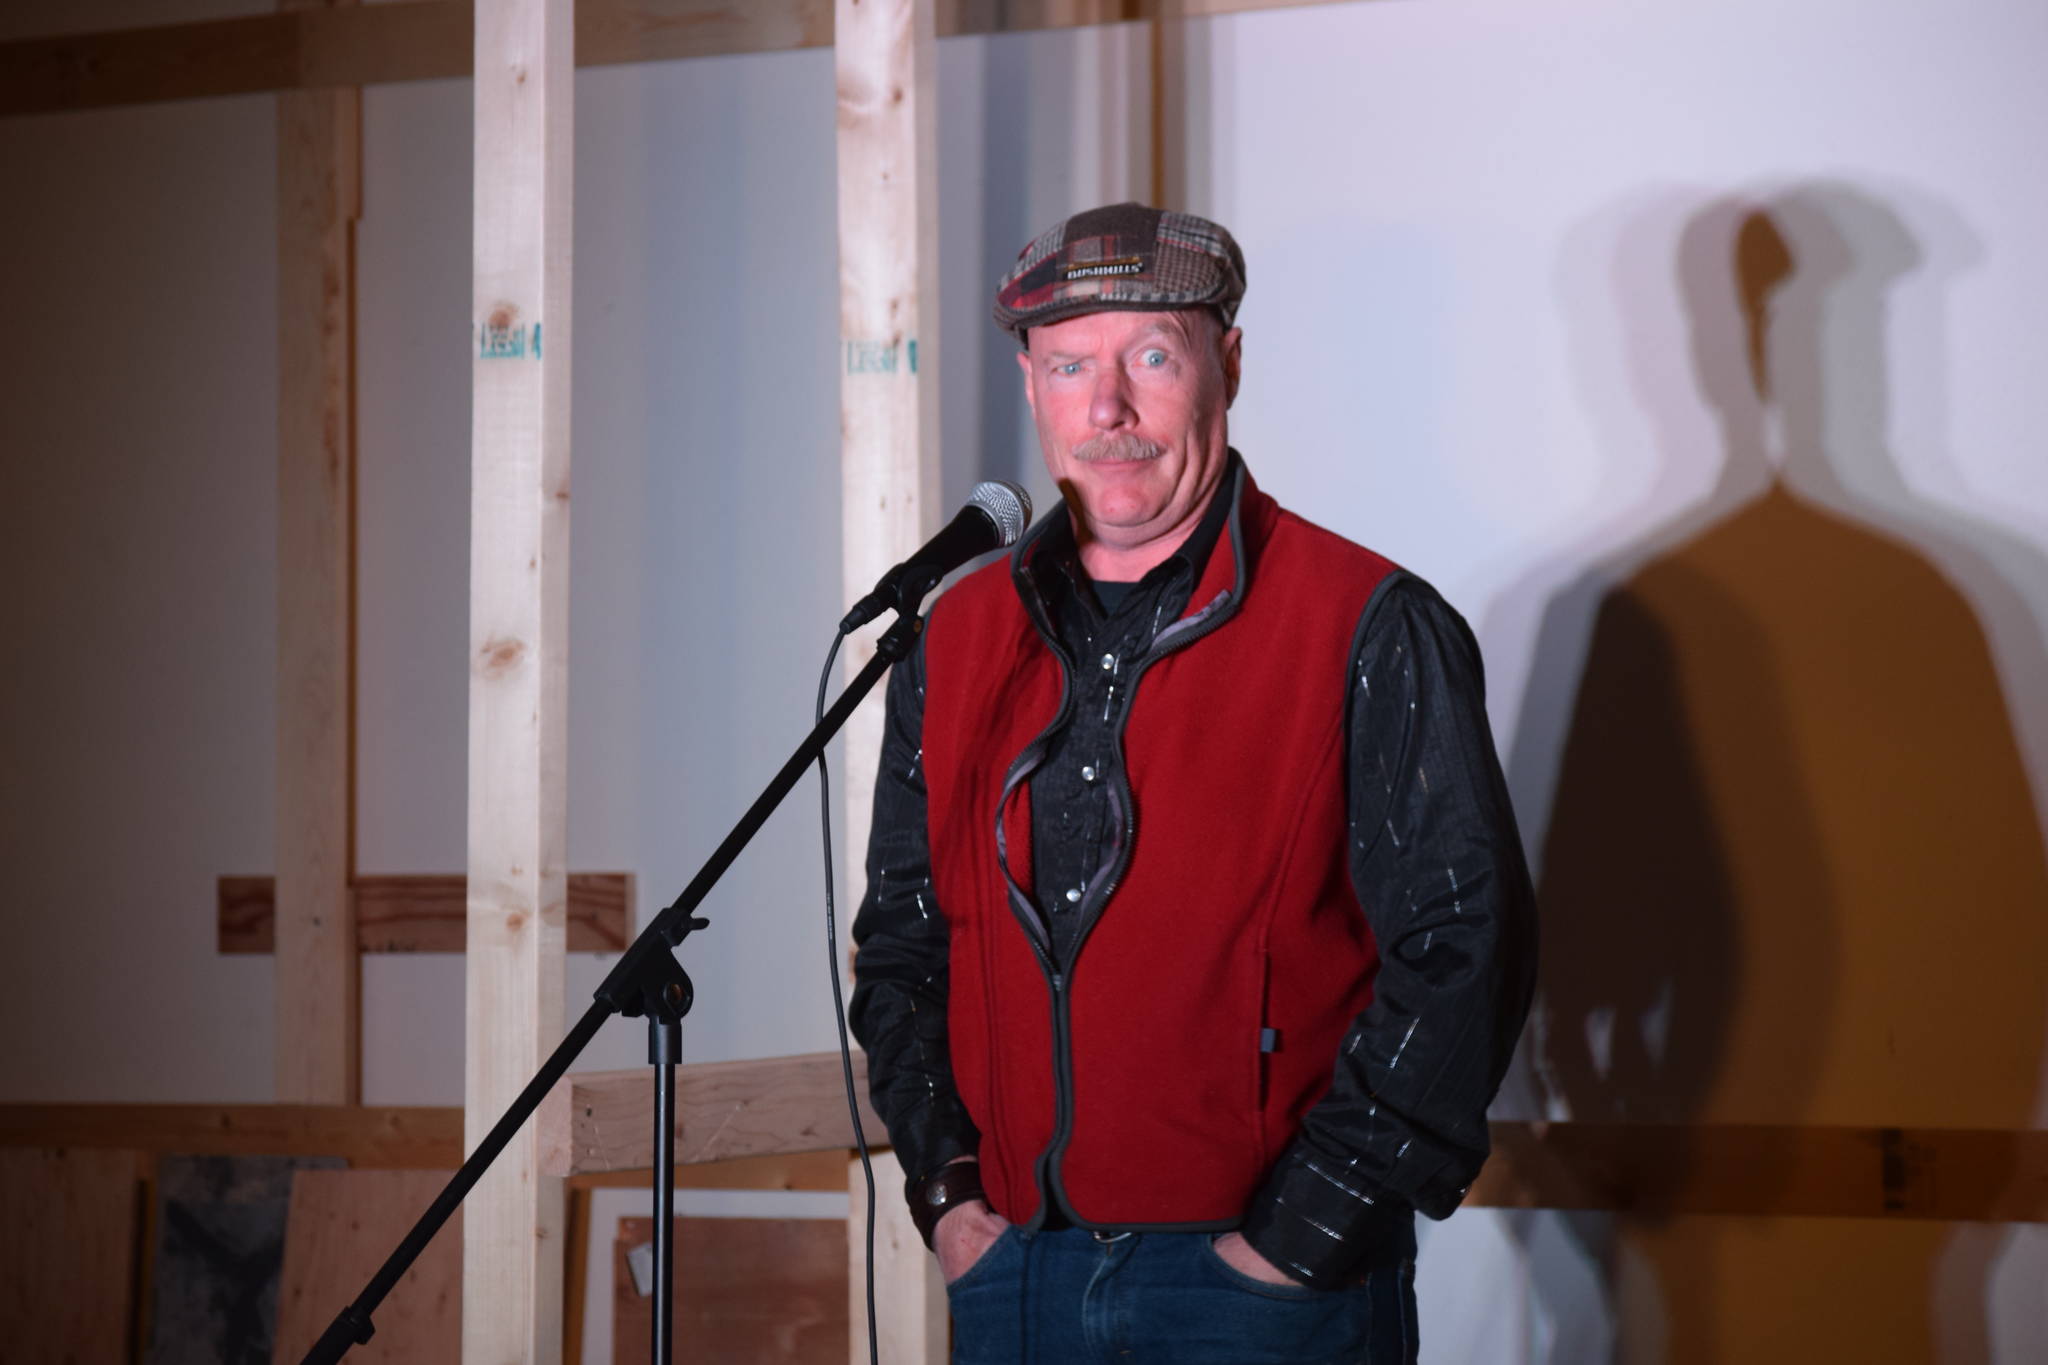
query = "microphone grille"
xmin=968 ymin=480 xmax=1033 ymax=546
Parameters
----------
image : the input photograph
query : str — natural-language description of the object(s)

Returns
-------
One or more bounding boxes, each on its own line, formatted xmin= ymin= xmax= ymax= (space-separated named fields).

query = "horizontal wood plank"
xmin=0 ymin=1104 xmax=466 ymax=1167
xmin=541 ymin=1052 xmax=886 ymax=1176
xmin=217 ymin=871 xmax=631 ymax=953
xmin=8 ymin=1091 xmax=2041 ymax=1222
xmin=0 ymin=0 xmax=1357 ymax=116
xmin=1472 ymin=1120 xmax=2048 ymax=1224
xmin=566 ymin=1148 xmax=855 ymax=1192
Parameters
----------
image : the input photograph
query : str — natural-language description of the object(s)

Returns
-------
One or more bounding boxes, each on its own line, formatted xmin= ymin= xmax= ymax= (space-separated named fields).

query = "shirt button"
xmin=1081 ymin=765 xmax=1097 ymax=782
xmin=1065 ymin=887 xmax=1083 ymax=904
xmin=1101 ymin=653 xmax=1115 ymax=671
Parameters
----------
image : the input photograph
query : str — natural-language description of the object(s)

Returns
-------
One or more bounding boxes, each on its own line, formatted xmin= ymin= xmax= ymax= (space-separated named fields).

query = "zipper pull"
xmin=1050 ymin=971 xmax=1064 ymax=993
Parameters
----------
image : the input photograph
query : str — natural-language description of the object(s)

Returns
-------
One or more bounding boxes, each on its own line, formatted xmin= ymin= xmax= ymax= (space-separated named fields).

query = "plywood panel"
xmin=0 ymin=1148 xmax=144 ymax=1365
xmin=612 ymin=1216 xmax=848 ymax=1364
xmin=273 ymin=1168 xmax=462 ymax=1363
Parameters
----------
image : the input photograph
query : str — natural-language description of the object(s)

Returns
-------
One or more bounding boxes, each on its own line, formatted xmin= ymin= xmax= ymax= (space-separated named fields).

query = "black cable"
xmin=816 ymin=627 xmax=880 ymax=1365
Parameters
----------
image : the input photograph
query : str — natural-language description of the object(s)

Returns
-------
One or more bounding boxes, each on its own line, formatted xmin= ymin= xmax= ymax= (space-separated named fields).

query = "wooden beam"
xmin=1468 ymin=1120 xmax=2048 ymax=1225
xmin=835 ymin=0 xmax=941 ymax=987
xmin=0 ymin=0 xmax=1363 ymax=116
xmin=834 ymin=0 xmax=946 ymax=1343
xmin=0 ymin=1105 xmax=850 ymax=1191
xmin=274 ymin=0 xmax=362 ymax=1108
xmin=218 ymin=872 xmax=632 ymax=953
xmin=849 ymin=1150 xmax=945 ymax=1365
xmin=564 ymin=1148 xmax=855 ymax=1192
xmin=539 ymin=1053 xmax=885 ymax=1176
xmin=536 ymin=1069 xmax=2048 ymax=1223
xmin=466 ymin=0 xmax=574 ymax=1356
xmin=0 ymin=1104 xmax=467 ymax=1167
xmin=5 ymin=1096 xmax=2046 ymax=1223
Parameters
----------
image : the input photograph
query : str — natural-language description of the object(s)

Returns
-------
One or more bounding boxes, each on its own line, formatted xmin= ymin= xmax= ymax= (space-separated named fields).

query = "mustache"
xmin=1071 ymin=433 xmax=1167 ymax=464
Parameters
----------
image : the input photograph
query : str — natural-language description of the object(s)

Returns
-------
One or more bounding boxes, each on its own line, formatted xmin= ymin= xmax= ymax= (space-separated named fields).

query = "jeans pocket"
xmin=945 ymin=1225 xmax=1018 ymax=1295
xmin=1198 ymin=1233 xmax=1323 ymax=1301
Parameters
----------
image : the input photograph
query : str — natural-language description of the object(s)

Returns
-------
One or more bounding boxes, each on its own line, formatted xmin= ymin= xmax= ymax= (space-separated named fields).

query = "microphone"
xmin=840 ymin=480 xmax=1033 ymax=632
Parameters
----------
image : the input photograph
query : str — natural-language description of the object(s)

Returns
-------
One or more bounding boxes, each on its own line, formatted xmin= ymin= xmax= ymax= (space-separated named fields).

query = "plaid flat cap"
xmin=993 ymin=202 xmax=1246 ymax=341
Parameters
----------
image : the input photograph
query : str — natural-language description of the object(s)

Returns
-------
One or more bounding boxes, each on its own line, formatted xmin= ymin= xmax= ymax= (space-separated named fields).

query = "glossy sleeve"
xmin=1241 ymin=573 xmax=1538 ymax=1286
xmin=847 ymin=633 xmax=981 ymax=1194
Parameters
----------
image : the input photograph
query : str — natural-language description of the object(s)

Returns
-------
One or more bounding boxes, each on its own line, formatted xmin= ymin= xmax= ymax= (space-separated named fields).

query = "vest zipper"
xmin=1039 ymin=585 xmax=1239 ymax=1223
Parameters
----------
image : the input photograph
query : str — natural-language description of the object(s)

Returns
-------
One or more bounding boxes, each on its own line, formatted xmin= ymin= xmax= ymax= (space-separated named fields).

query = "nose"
xmin=1088 ymin=365 xmax=1136 ymax=430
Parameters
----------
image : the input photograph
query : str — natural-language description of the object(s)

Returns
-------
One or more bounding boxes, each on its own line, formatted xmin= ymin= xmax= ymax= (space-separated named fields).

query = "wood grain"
xmin=466 ymin=0 xmax=576 ymax=1357
xmin=273 ymin=1168 xmax=462 ymax=1363
xmin=540 ymin=1053 xmax=885 ymax=1176
xmin=0 ymin=0 xmax=1368 ymax=115
xmin=274 ymin=0 xmax=361 ymax=1109
xmin=1471 ymin=1120 xmax=2048 ymax=1224
xmin=612 ymin=1215 xmax=849 ymax=1364
xmin=0 ymin=1105 xmax=849 ymax=1190
xmin=834 ymin=0 xmax=941 ymax=967
xmin=847 ymin=1149 xmax=944 ymax=1365
xmin=9 ymin=1104 xmax=2040 ymax=1224
xmin=0 ymin=1148 xmax=144 ymax=1365
xmin=219 ymin=872 xmax=632 ymax=953
xmin=0 ymin=1104 xmax=467 ymax=1168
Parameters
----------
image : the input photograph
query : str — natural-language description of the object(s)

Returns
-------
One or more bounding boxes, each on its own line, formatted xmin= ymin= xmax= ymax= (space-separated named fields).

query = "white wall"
xmin=2 ymin=0 xmax=2044 ymax=1360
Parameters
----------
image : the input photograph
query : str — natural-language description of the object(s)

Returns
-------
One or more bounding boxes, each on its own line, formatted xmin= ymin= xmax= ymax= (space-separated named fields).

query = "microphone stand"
xmin=301 ymin=606 xmax=926 ymax=1365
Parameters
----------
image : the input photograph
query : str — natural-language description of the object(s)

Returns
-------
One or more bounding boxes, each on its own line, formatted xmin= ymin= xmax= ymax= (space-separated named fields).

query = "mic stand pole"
xmin=302 ymin=608 xmax=926 ymax=1365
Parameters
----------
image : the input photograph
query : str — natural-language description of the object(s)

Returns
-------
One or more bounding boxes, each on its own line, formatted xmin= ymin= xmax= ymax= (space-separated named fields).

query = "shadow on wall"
xmin=1508 ymin=183 xmax=2048 ymax=1364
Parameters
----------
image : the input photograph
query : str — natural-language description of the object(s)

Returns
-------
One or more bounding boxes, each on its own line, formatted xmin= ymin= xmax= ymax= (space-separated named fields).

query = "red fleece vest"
xmin=920 ymin=478 xmax=1400 ymax=1227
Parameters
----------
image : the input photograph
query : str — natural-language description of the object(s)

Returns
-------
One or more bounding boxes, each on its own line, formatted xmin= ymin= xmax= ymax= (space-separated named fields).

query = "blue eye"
xmin=1140 ymin=349 xmax=1168 ymax=367
xmin=1056 ymin=361 xmax=1082 ymax=376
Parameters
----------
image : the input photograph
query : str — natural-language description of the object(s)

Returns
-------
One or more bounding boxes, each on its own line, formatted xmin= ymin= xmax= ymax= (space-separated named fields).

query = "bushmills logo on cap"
xmin=1063 ymin=256 xmax=1146 ymax=281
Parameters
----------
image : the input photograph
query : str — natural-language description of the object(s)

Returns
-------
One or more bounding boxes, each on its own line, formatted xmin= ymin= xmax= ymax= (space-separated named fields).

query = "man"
xmin=850 ymin=203 xmax=1536 ymax=1363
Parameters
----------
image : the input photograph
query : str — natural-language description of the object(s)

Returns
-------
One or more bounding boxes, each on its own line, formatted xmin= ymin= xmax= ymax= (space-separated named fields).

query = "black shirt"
xmin=1024 ymin=476 xmax=1232 ymax=966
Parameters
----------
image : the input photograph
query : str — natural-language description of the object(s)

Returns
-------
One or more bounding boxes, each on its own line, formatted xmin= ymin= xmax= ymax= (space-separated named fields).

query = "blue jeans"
xmin=946 ymin=1226 xmax=1418 ymax=1364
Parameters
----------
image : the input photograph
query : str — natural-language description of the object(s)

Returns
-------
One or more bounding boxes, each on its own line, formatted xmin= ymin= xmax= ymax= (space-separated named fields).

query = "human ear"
xmin=1220 ymin=326 xmax=1243 ymax=407
xmin=1015 ymin=346 xmax=1038 ymax=417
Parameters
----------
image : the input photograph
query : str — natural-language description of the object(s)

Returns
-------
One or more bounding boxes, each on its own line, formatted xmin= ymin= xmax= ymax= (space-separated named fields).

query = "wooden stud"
xmin=564 ymin=1183 xmax=592 ymax=1365
xmin=835 ymin=0 xmax=941 ymax=986
xmin=275 ymin=0 xmax=363 ymax=1108
xmin=848 ymin=1150 xmax=945 ymax=1365
xmin=834 ymin=6 xmax=945 ymax=1356
xmin=218 ymin=872 xmax=632 ymax=953
xmin=466 ymin=0 xmax=575 ymax=1359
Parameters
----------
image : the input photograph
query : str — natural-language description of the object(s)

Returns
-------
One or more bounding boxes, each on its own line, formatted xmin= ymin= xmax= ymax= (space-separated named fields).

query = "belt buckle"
xmin=1090 ymin=1229 xmax=1132 ymax=1244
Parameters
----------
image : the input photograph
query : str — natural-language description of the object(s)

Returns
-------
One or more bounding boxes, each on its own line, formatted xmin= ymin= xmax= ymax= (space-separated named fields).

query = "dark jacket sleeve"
xmin=847 ymin=632 xmax=981 ymax=1195
xmin=1241 ymin=572 xmax=1538 ymax=1286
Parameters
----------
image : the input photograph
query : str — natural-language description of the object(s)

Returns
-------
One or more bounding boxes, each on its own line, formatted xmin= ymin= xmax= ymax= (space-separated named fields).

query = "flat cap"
xmin=992 ymin=202 xmax=1246 ymax=341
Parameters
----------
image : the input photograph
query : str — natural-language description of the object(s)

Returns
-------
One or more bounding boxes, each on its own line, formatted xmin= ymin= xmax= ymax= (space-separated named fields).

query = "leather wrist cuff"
xmin=907 ymin=1160 xmax=985 ymax=1250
